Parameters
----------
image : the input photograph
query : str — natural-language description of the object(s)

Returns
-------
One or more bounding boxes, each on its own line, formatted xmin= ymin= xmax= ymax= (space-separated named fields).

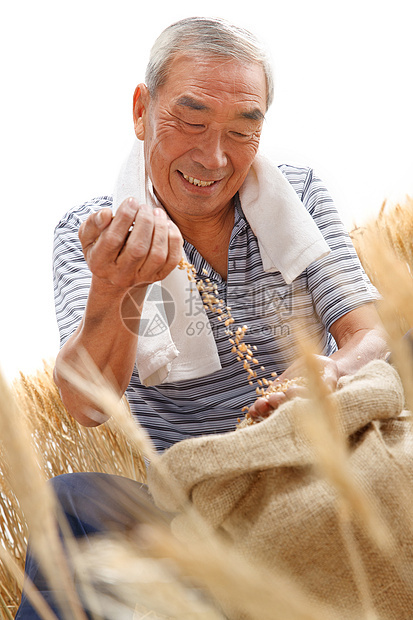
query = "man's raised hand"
xmin=79 ymin=197 xmax=183 ymax=289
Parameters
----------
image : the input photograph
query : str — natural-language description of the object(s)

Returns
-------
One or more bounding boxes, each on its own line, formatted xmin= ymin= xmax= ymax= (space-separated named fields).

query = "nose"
xmin=191 ymin=129 xmax=228 ymax=171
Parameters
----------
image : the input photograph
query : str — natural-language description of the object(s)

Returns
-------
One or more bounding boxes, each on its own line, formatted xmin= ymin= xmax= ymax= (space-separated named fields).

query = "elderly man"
xmin=16 ymin=16 xmax=387 ymax=619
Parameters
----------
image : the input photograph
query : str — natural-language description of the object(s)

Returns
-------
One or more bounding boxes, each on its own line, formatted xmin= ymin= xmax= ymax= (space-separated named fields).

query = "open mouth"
xmin=181 ymin=173 xmax=217 ymax=188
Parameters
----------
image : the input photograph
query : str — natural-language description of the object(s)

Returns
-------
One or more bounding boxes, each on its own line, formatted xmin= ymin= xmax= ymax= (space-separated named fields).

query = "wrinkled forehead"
xmin=158 ymin=53 xmax=267 ymax=113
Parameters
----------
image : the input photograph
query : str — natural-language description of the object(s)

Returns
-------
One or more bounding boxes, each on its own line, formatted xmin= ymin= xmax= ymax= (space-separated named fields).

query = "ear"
xmin=133 ymin=84 xmax=150 ymax=140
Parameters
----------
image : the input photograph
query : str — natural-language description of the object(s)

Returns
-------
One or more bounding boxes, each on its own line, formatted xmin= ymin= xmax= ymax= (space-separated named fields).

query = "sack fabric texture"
xmin=148 ymin=360 xmax=413 ymax=619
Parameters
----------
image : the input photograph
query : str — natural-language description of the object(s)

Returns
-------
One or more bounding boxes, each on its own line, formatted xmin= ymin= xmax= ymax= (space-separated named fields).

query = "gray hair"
xmin=145 ymin=17 xmax=274 ymax=110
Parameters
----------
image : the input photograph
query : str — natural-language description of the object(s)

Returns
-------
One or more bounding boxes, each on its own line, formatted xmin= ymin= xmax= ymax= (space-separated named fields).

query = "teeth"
xmin=182 ymin=173 xmax=215 ymax=187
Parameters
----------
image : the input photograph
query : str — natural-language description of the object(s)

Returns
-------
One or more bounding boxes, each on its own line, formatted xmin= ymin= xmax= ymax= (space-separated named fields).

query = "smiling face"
xmin=133 ymin=54 xmax=267 ymax=224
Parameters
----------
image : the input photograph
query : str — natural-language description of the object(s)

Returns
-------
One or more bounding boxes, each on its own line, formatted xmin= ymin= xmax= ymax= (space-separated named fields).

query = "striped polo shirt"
xmin=53 ymin=165 xmax=378 ymax=452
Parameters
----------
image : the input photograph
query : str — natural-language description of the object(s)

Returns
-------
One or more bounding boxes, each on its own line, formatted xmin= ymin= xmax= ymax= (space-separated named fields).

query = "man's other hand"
xmin=248 ymin=354 xmax=339 ymax=419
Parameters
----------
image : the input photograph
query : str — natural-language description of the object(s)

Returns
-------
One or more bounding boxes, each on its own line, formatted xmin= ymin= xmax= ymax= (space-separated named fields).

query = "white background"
xmin=1 ymin=0 xmax=412 ymax=381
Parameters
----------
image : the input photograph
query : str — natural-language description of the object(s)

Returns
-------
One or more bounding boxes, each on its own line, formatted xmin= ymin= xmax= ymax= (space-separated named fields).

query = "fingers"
xmin=98 ymin=198 xmax=142 ymax=263
xmin=248 ymin=385 xmax=309 ymax=419
xmin=152 ymin=218 xmax=184 ymax=281
xmin=118 ymin=206 xmax=183 ymax=284
xmin=79 ymin=208 xmax=113 ymax=251
xmin=116 ymin=202 xmax=158 ymax=268
xmin=248 ymin=391 xmax=287 ymax=418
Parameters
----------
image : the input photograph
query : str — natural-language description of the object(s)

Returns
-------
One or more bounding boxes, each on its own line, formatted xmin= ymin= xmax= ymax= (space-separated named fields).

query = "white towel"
xmin=113 ymin=139 xmax=330 ymax=386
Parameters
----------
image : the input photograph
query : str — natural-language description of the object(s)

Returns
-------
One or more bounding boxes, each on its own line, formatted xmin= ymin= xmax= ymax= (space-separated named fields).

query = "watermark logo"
xmin=120 ymin=283 xmax=175 ymax=337
xmin=120 ymin=279 xmax=295 ymax=338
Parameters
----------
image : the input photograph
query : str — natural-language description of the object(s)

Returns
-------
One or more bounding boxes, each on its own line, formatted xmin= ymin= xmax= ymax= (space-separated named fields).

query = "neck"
xmin=167 ymin=202 xmax=235 ymax=280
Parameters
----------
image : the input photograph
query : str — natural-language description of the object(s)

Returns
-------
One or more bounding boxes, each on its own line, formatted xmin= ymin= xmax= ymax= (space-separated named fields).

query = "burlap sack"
xmin=148 ymin=361 xmax=413 ymax=619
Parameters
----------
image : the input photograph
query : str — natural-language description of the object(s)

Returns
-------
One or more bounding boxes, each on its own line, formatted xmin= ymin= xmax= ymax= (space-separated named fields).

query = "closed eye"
xmin=184 ymin=121 xmax=205 ymax=130
xmin=230 ymin=131 xmax=253 ymax=141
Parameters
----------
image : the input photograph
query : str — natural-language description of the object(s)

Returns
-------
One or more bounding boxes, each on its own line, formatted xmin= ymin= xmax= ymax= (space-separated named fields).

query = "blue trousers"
xmin=15 ymin=472 xmax=167 ymax=619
